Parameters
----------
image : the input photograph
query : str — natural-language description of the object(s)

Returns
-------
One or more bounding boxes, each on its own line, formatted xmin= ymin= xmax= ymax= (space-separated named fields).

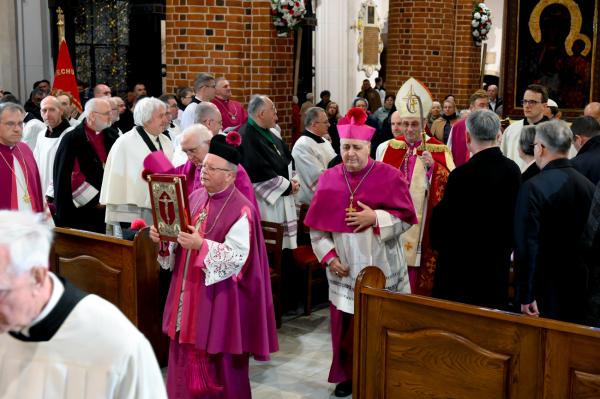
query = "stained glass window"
xmin=73 ymin=1 xmax=129 ymax=96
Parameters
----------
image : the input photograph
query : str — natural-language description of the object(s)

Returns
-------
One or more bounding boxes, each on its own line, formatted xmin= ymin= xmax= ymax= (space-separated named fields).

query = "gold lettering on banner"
xmin=528 ymin=0 xmax=592 ymax=56
xmin=362 ymin=27 xmax=380 ymax=65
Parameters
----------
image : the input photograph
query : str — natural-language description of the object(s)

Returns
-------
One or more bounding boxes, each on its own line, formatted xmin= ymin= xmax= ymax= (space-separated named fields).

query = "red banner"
xmin=52 ymin=39 xmax=82 ymax=112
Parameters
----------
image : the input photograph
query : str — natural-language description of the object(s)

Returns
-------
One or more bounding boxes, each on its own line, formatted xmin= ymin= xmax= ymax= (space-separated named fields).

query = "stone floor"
xmin=249 ymin=307 xmax=345 ymax=398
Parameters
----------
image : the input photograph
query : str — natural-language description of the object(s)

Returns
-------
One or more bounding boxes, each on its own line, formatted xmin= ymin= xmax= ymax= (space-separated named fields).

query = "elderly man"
xmin=376 ymin=78 xmax=455 ymax=295
xmin=239 ymin=95 xmax=299 ymax=249
xmin=34 ymin=96 xmax=73 ymax=197
xmin=0 ymin=103 xmax=44 ymax=213
xmin=487 ymin=84 xmax=502 ymax=115
xmin=150 ymin=132 xmax=277 ymax=399
xmin=291 ymin=107 xmax=336 ymax=205
xmin=93 ymin=83 xmax=112 ymax=98
xmin=515 ymin=120 xmax=595 ymax=324
xmin=0 ymin=210 xmax=167 ymax=398
xmin=571 ymin=116 xmax=600 ymax=185
xmin=53 ymin=98 xmax=119 ymax=232
xmin=100 ymin=97 xmax=173 ymax=233
xmin=501 ymin=84 xmax=550 ymax=171
xmin=180 ymin=73 xmax=216 ymax=130
xmin=430 ymin=98 xmax=458 ymax=144
xmin=305 ymin=107 xmax=416 ymax=397
xmin=55 ymin=90 xmax=79 ymax=125
xmin=212 ymin=77 xmax=248 ymax=130
xmin=583 ymin=102 xmax=600 ymax=124
xmin=431 ymin=109 xmax=521 ymax=310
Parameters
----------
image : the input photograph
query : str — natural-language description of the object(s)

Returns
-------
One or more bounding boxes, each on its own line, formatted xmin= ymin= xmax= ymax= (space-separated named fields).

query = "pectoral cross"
xmin=345 ymin=195 xmax=356 ymax=213
xmin=23 ymin=193 xmax=30 ymax=204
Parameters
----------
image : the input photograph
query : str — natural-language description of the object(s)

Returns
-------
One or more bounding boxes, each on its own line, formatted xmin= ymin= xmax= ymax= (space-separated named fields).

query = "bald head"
xmin=195 ymin=102 xmax=222 ymax=135
xmin=40 ymin=96 xmax=63 ymax=129
xmin=93 ymin=84 xmax=111 ymax=98
xmin=584 ymin=102 xmax=600 ymax=124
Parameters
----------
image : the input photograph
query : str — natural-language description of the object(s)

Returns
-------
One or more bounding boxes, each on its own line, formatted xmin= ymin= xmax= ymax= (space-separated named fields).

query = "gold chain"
xmin=0 ymin=146 xmax=31 ymax=204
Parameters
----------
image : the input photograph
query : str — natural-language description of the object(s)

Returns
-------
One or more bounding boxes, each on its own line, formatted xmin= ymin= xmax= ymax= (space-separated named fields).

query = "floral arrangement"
xmin=270 ymin=0 xmax=306 ymax=37
xmin=471 ymin=3 xmax=492 ymax=46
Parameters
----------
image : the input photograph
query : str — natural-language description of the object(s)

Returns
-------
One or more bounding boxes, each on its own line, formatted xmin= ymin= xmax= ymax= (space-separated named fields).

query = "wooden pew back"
xmin=50 ymin=227 xmax=168 ymax=365
xmin=354 ymin=266 xmax=600 ymax=399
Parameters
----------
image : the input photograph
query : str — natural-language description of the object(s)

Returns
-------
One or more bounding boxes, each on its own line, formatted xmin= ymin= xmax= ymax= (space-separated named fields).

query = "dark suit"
xmin=431 ymin=147 xmax=521 ymax=309
xmin=53 ymin=120 xmax=119 ymax=233
xmin=572 ymin=135 xmax=600 ymax=185
xmin=514 ymin=159 xmax=595 ymax=324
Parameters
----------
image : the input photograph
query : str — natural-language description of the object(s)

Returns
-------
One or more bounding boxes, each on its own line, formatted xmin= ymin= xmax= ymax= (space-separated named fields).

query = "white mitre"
xmin=395 ymin=77 xmax=434 ymax=119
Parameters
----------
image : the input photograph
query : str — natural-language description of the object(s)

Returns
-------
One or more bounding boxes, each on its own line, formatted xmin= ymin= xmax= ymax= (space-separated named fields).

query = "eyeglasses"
xmin=202 ymin=84 xmax=216 ymax=89
xmin=1 ymin=121 xmax=24 ymax=129
xmin=202 ymin=119 xmax=222 ymax=126
xmin=93 ymin=110 xmax=111 ymax=117
xmin=201 ymin=164 xmax=232 ymax=173
xmin=184 ymin=95 xmax=194 ymax=99
xmin=315 ymin=120 xmax=330 ymax=124
xmin=521 ymin=99 xmax=542 ymax=106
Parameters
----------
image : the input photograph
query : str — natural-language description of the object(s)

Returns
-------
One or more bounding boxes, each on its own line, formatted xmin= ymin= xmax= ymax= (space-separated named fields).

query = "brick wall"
xmin=385 ymin=0 xmax=481 ymax=108
xmin=165 ymin=0 xmax=294 ymax=141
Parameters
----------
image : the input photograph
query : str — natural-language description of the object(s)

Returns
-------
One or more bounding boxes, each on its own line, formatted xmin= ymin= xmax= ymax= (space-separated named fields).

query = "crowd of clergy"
xmin=0 ymin=72 xmax=599 ymax=398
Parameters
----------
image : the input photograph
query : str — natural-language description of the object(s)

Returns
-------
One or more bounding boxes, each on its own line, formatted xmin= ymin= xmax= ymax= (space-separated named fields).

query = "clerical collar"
xmin=524 ymin=115 xmax=549 ymax=126
xmin=9 ymin=274 xmax=88 ymax=342
xmin=303 ymin=129 xmax=325 ymax=143
xmin=45 ymin=118 xmax=71 ymax=138
xmin=20 ymin=272 xmax=64 ymax=337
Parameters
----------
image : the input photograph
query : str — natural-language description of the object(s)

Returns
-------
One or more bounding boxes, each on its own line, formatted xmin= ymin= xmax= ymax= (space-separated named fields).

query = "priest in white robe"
xmin=100 ymin=97 xmax=173 ymax=233
xmin=291 ymin=107 xmax=336 ymax=205
xmin=0 ymin=210 xmax=166 ymax=399
xmin=34 ymin=96 xmax=74 ymax=197
xmin=305 ymin=107 xmax=417 ymax=398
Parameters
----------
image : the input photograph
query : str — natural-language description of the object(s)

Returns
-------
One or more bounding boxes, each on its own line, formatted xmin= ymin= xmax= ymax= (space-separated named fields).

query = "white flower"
xmin=473 ymin=30 xmax=480 ymax=37
xmin=472 ymin=20 xmax=479 ymax=27
xmin=481 ymin=15 xmax=488 ymax=22
xmin=474 ymin=12 xmax=481 ymax=19
xmin=479 ymin=2 xmax=486 ymax=7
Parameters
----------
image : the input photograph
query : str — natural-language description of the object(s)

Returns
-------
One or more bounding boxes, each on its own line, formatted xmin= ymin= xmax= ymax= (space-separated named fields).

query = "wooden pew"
xmin=49 ymin=227 xmax=169 ymax=366
xmin=354 ymin=266 xmax=600 ymax=399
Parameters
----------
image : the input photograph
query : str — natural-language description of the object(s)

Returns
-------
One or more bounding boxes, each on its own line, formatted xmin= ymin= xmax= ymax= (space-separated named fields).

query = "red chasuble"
xmin=382 ymin=135 xmax=451 ymax=170
xmin=0 ymin=143 xmax=44 ymax=212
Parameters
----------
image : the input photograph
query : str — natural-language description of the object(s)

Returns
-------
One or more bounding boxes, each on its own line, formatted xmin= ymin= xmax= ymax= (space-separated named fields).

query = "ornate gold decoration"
xmin=56 ymin=7 xmax=65 ymax=42
xmin=356 ymin=0 xmax=384 ymax=77
xmin=529 ymin=0 xmax=591 ymax=56
xmin=389 ymin=139 xmax=407 ymax=150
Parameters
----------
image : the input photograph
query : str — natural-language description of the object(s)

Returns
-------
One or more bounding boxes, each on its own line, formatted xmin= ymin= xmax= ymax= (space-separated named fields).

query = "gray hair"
xmin=304 ymin=107 xmax=325 ymax=128
xmin=535 ymin=119 xmax=573 ymax=154
xmin=83 ymin=97 xmax=108 ymax=118
xmin=466 ymin=109 xmax=500 ymax=142
xmin=0 ymin=102 xmax=25 ymax=120
xmin=248 ymin=94 xmax=269 ymax=117
xmin=195 ymin=102 xmax=220 ymax=124
xmin=0 ymin=211 xmax=53 ymax=275
xmin=519 ymin=125 xmax=537 ymax=156
xmin=227 ymin=161 xmax=238 ymax=174
xmin=193 ymin=73 xmax=215 ymax=92
xmin=134 ymin=97 xmax=167 ymax=126
xmin=181 ymin=123 xmax=213 ymax=145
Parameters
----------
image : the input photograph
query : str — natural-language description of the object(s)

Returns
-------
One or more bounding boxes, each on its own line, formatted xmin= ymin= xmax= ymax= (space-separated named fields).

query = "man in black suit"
xmin=571 ymin=116 xmax=600 ymax=185
xmin=487 ymin=84 xmax=503 ymax=116
xmin=514 ymin=120 xmax=595 ymax=324
xmin=430 ymin=109 xmax=521 ymax=309
xmin=53 ymin=98 xmax=119 ymax=233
